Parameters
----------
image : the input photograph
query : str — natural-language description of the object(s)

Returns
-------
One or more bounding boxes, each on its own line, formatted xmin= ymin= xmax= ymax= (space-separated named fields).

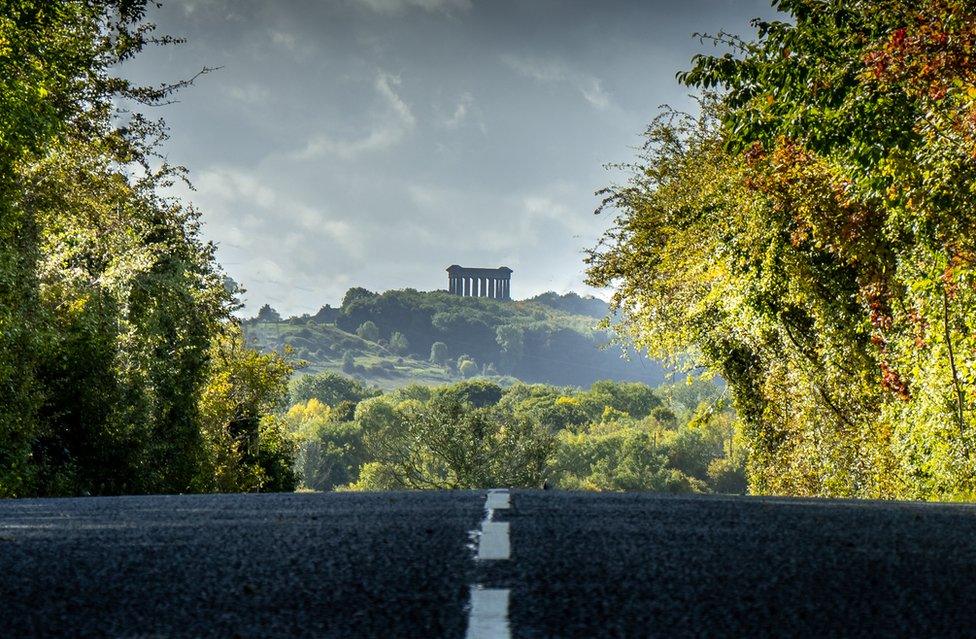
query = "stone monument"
xmin=446 ymin=265 xmax=512 ymax=300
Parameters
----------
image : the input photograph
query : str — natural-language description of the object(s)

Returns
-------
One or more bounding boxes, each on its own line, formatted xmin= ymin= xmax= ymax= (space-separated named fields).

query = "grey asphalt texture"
xmin=2 ymin=490 xmax=976 ymax=638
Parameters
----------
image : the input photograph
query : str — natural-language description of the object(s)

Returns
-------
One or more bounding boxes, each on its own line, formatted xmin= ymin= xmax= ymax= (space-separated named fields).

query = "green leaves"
xmin=0 ymin=1 xmax=295 ymax=497
xmin=592 ymin=0 xmax=976 ymax=499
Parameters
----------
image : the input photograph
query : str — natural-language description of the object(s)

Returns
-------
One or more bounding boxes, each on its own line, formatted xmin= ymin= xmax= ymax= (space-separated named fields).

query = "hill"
xmin=244 ymin=289 xmax=667 ymax=389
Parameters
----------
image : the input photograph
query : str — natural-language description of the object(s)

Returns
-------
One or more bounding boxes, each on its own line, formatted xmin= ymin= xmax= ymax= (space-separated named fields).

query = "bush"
xmin=459 ymin=358 xmax=478 ymax=378
xmin=429 ymin=341 xmax=449 ymax=365
xmin=341 ymin=351 xmax=357 ymax=374
xmin=291 ymin=370 xmax=376 ymax=406
xmin=356 ymin=320 xmax=379 ymax=342
xmin=389 ymin=331 xmax=409 ymax=354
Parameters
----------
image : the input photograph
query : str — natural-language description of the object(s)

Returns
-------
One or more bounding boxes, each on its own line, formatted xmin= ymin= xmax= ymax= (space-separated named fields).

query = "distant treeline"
xmin=284 ymin=372 xmax=745 ymax=494
xmin=247 ymin=288 xmax=667 ymax=388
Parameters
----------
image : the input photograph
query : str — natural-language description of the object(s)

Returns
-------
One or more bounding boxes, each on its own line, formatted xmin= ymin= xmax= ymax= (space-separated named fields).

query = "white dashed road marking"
xmin=465 ymin=587 xmax=511 ymax=639
xmin=485 ymin=489 xmax=510 ymax=510
xmin=477 ymin=521 xmax=510 ymax=560
xmin=465 ymin=489 xmax=512 ymax=639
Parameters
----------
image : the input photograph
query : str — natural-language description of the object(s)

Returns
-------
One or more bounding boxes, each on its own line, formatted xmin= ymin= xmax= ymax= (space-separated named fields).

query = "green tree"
xmin=356 ymin=320 xmax=380 ymax=342
xmin=496 ymin=324 xmax=524 ymax=373
xmin=353 ymin=394 xmax=554 ymax=489
xmin=0 ymin=0 xmax=257 ymax=497
xmin=437 ymin=380 xmax=503 ymax=408
xmin=0 ymin=0 xmax=174 ymax=496
xmin=341 ymin=350 xmax=357 ymax=374
xmin=458 ymin=358 xmax=478 ymax=379
xmin=591 ymin=0 xmax=976 ymax=499
xmin=257 ymin=304 xmax=281 ymax=323
xmin=291 ymin=371 xmax=376 ymax=407
xmin=389 ymin=331 xmax=409 ymax=354
xmin=197 ymin=325 xmax=297 ymax=492
xmin=429 ymin=341 xmax=449 ymax=365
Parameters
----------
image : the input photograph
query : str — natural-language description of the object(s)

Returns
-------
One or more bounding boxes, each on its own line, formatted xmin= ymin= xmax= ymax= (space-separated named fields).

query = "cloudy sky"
xmin=124 ymin=0 xmax=778 ymax=316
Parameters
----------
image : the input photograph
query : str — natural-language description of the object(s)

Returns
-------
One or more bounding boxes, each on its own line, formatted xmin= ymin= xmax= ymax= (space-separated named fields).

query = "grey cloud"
xmin=294 ymin=72 xmax=416 ymax=160
xmin=124 ymin=0 xmax=780 ymax=315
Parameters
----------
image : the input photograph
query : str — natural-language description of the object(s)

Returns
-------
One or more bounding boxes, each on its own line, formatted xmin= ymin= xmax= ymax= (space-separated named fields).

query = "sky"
xmin=123 ymin=0 xmax=779 ymax=316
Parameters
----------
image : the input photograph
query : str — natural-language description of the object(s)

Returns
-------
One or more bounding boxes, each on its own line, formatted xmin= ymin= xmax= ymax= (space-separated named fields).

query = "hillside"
xmin=244 ymin=289 xmax=667 ymax=389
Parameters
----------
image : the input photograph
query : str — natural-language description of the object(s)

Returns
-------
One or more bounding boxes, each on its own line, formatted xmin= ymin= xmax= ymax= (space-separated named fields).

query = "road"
xmin=2 ymin=490 xmax=976 ymax=637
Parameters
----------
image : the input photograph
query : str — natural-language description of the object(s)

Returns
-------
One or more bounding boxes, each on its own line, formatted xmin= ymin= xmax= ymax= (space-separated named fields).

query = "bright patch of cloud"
xmin=295 ymin=72 xmax=416 ymax=160
xmin=500 ymin=54 xmax=613 ymax=111
xmin=443 ymin=92 xmax=474 ymax=129
xmin=578 ymin=78 xmax=611 ymax=110
xmin=269 ymin=29 xmax=316 ymax=59
xmin=350 ymin=0 xmax=472 ymax=15
xmin=224 ymin=82 xmax=270 ymax=105
xmin=192 ymin=166 xmax=364 ymax=258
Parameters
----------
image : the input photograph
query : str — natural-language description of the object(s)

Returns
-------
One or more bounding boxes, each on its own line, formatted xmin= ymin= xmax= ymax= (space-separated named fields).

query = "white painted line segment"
xmin=477 ymin=521 xmax=510 ymax=560
xmin=465 ymin=588 xmax=511 ymax=639
xmin=485 ymin=490 xmax=510 ymax=510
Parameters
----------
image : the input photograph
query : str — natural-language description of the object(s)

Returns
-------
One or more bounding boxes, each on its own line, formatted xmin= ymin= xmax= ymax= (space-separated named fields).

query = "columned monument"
xmin=446 ymin=265 xmax=513 ymax=300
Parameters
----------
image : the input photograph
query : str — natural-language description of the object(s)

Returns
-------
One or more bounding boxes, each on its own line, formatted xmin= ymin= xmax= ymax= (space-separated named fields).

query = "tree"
xmin=0 ymin=0 xmax=272 ymax=498
xmin=354 ymin=394 xmax=554 ymax=489
xmin=341 ymin=351 xmax=357 ymax=374
xmin=197 ymin=325 xmax=297 ymax=492
xmin=312 ymin=305 xmax=339 ymax=323
xmin=389 ymin=331 xmax=409 ymax=354
xmin=257 ymin=304 xmax=281 ymax=323
xmin=458 ymin=358 xmax=478 ymax=379
xmin=590 ymin=0 xmax=976 ymax=499
xmin=291 ymin=371 xmax=376 ymax=407
xmin=496 ymin=324 xmax=524 ymax=373
xmin=356 ymin=320 xmax=379 ymax=342
xmin=341 ymin=287 xmax=377 ymax=309
xmin=429 ymin=341 xmax=449 ymax=365
xmin=437 ymin=380 xmax=503 ymax=408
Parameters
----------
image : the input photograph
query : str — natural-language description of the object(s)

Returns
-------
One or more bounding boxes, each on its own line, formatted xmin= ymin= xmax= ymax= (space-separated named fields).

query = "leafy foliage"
xmin=256 ymin=304 xmax=281 ymax=322
xmin=0 ymin=1 xmax=296 ymax=496
xmin=286 ymin=373 xmax=742 ymax=494
xmin=291 ymin=370 xmax=380 ymax=406
xmin=590 ymin=0 xmax=976 ymax=499
xmin=198 ymin=326 xmax=297 ymax=492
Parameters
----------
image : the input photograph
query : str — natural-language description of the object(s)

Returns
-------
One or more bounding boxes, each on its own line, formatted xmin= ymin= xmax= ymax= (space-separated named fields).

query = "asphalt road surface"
xmin=2 ymin=490 xmax=976 ymax=638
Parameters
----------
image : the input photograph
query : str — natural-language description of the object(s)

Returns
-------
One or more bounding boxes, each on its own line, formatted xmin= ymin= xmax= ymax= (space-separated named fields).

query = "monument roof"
xmin=446 ymin=264 xmax=513 ymax=273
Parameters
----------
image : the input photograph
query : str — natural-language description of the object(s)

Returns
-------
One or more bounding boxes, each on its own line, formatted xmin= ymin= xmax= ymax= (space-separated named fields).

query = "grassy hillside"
xmin=244 ymin=321 xmax=455 ymax=390
xmin=244 ymin=289 xmax=667 ymax=390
